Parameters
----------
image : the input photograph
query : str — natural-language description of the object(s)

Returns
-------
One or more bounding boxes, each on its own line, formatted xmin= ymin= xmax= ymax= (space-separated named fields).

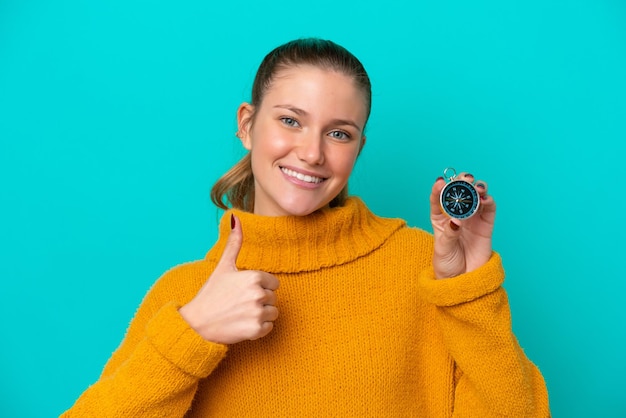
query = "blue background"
xmin=1 ymin=1 xmax=625 ymax=416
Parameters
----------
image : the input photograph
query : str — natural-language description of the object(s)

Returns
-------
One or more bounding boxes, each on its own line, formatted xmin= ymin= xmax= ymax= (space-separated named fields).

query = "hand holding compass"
xmin=430 ymin=168 xmax=495 ymax=279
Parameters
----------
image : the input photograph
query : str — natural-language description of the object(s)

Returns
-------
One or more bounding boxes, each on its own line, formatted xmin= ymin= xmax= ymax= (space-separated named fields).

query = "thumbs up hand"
xmin=179 ymin=214 xmax=280 ymax=344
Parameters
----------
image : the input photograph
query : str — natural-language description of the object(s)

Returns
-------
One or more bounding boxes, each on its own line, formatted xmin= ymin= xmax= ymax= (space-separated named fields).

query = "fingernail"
xmin=450 ymin=221 xmax=460 ymax=231
xmin=436 ymin=176 xmax=444 ymax=182
xmin=231 ymin=214 xmax=235 ymax=230
xmin=466 ymin=173 xmax=474 ymax=178
xmin=475 ymin=182 xmax=485 ymax=189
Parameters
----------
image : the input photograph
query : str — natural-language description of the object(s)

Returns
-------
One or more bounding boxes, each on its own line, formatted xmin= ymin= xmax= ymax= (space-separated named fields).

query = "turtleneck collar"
xmin=205 ymin=197 xmax=406 ymax=274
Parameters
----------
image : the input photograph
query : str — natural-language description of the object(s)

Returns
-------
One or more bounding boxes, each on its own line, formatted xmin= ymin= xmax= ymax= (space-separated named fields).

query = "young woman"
xmin=63 ymin=38 xmax=550 ymax=417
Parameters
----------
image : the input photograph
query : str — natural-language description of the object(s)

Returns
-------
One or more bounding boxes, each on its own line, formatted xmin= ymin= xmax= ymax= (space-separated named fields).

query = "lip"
xmin=279 ymin=165 xmax=327 ymax=189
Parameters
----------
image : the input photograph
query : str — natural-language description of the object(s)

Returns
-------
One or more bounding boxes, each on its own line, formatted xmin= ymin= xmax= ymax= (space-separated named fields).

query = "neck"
xmin=205 ymin=197 xmax=405 ymax=274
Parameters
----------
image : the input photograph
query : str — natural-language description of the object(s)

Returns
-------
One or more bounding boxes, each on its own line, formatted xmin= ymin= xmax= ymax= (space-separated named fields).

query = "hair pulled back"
xmin=210 ymin=38 xmax=371 ymax=212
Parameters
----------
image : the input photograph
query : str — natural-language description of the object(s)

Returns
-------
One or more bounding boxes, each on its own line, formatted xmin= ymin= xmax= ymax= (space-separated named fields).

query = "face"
xmin=238 ymin=65 xmax=368 ymax=217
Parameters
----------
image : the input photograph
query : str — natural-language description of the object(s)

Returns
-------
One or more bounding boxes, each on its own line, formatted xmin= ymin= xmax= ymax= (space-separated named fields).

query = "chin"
xmin=276 ymin=197 xmax=329 ymax=217
xmin=280 ymin=204 xmax=322 ymax=217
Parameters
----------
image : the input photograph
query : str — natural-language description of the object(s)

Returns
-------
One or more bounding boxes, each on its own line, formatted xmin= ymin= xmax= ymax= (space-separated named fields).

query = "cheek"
xmin=330 ymin=146 xmax=361 ymax=176
xmin=249 ymin=124 xmax=292 ymax=158
xmin=262 ymin=136 xmax=292 ymax=159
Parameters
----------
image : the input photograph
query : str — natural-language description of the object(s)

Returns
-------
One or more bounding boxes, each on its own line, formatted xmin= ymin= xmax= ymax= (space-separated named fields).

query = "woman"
xmin=63 ymin=38 xmax=550 ymax=416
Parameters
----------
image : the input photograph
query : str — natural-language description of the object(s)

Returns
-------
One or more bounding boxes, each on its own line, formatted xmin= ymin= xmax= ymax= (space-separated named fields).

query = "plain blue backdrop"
xmin=1 ymin=1 xmax=625 ymax=416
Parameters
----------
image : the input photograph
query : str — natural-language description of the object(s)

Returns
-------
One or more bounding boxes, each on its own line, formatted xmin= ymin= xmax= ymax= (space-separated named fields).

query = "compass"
xmin=439 ymin=168 xmax=480 ymax=219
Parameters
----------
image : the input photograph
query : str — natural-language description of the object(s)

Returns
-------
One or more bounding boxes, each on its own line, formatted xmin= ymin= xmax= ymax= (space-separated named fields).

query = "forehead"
xmin=261 ymin=65 xmax=368 ymax=121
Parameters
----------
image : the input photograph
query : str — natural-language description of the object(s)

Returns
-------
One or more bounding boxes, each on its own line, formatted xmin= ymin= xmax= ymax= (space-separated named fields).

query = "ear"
xmin=236 ymin=102 xmax=255 ymax=150
xmin=358 ymin=135 xmax=367 ymax=156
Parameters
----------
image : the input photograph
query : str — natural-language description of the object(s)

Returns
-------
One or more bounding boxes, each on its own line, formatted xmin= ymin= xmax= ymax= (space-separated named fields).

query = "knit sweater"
xmin=63 ymin=197 xmax=550 ymax=417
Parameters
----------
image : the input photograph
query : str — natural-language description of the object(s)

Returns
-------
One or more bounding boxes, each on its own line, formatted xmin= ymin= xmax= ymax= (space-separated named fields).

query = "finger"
xmin=447 ymin=218 xmax=462 ymax=233
xmin=249 ymin=321 xmax=274 ymax=341
xmin=262 ymin=289 xmax=277 ymax=306
xmin=430 ymin=176 xmax=447 ymax=216
xmin=262 ymin=305 xmax=279 ymax=322
xmin=259 ymin=272 xmax=280 ymax=291
xmin=473 ymin=179 xmax=494 ymax=219
xmin=215 ymin=214 xmax=243 ymax=272
xmin=251 ymin=321 xmax=275 ymax=340
xmin=474 ymin=179 xmax=488 ymax=196
xmin=458 ymin=172 xmax=475 ymax=183
xmin=478 ymin=192 xmax=497 ymax=221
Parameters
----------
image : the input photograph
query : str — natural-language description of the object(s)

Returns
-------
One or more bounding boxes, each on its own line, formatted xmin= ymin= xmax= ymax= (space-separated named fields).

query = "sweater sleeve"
xmin=61 ymin=267 xmax=228 ymax=417
xmin=418 ymin=253 xmax=550 ymax=417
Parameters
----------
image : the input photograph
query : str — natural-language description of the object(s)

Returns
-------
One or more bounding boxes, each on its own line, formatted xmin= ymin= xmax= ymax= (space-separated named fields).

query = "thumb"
xmin=215 ymin=214 xmax=243 ymax=272
xmin=429 ymin=177 xmax=446 ymax=217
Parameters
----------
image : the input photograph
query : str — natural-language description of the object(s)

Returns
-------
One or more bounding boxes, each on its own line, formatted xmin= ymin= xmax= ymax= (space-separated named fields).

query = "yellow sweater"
xmin=63 ymin=197 xmax=549 ymax=417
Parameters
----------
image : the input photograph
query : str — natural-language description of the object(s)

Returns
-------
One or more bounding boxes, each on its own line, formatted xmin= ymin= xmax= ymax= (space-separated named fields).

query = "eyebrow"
xmin=274 ymin=104 xmax=362 ymax=132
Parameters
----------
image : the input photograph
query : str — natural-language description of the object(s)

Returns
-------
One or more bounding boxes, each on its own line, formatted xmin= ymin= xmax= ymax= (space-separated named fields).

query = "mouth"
xmin=280 ymin=167 xmax=326 ymax=184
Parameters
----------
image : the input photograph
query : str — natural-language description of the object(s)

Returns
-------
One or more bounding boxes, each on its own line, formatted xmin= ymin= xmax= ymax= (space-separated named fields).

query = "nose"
xmin=296 ymin=132 xmax=325 ymax=165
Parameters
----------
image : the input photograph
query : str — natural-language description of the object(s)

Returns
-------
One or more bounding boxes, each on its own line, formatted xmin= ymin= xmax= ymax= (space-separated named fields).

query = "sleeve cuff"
xmin=418 ymin=252 xmax=505 ymax=307
xmin=146 ymin=301 xmax=228 ymax=378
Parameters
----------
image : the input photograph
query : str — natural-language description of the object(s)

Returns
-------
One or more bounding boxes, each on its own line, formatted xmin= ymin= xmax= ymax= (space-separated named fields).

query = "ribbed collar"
xmin=205 ymin=197 xmax=406 ymax=274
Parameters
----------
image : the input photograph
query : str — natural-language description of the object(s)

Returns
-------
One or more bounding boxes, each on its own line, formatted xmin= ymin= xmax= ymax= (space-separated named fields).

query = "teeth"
xmin=281 ymin=167 xmax=324 ymax=184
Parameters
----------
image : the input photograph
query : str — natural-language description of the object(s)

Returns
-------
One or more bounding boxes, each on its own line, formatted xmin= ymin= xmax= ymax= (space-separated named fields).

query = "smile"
xmin=280 ymin=167 xmax=325 ymax=184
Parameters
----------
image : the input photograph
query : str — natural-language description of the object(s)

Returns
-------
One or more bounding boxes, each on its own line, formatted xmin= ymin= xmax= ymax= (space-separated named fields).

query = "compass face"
xmin=440 ymin=180 xmax=480 ymax=219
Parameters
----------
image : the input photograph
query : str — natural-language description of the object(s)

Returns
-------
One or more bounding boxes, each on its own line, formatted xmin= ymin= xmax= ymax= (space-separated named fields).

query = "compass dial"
xmin=440 ymin=180 xmax=480 ymax=219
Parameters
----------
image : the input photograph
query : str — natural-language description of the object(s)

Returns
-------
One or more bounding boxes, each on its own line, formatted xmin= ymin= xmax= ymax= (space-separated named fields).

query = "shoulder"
xmin=388 ymin=224 xmax=434 ymax=260
xmin=360 ymin=215 xmax=434 ymax=272
xmin=153 ymin=258 xmax=215 ymax=296
xmin=139 ymin=259 xmax=217 ymax=315
xmin=393 ymin=223 xmax=433 ymax=243
xmin=356 ymin=198 xmax=434 ymax=262
xmin=353 ymin=197 xmax=432 ymax=244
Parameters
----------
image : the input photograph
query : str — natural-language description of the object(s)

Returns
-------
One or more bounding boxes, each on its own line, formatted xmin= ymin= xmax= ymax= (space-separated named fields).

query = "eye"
xmin=280 ymin=117 xmax=300 ymax=128
xmin=328 ymin=130 xmax=350 ymax=141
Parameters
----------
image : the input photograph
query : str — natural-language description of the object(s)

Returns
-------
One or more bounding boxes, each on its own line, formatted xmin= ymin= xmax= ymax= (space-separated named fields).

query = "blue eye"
xmin=329 ymin=130 xmax=350 ymax=140
xmin=280 ymin=117 xmax=300 ymax=127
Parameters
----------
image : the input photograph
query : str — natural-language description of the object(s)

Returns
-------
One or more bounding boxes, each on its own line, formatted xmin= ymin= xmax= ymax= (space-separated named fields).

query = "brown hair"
xmin=210 ymin=38 xmax=372 ymax=212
